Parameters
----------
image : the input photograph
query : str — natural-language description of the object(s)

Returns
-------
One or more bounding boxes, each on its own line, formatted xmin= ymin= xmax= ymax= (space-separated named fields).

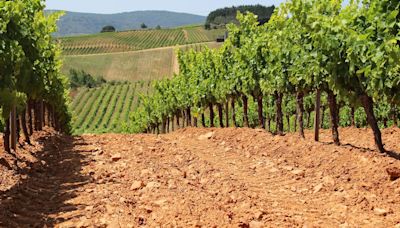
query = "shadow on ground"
xmin=0 ymin=134 xmax=92 ymax=227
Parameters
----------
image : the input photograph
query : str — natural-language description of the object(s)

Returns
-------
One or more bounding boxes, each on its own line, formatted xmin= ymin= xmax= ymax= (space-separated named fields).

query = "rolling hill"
xmin=59 ymin=26 xmax=225 ymax=55
xmin=62 ymin=42 xmax=222 ymax=83
xmin=46 ymin=10 xmax=206 ymax=37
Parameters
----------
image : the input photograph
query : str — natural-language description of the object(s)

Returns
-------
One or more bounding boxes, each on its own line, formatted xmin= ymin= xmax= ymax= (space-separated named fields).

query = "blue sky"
xmin=45 ymin=0 xmax=286 ymax=16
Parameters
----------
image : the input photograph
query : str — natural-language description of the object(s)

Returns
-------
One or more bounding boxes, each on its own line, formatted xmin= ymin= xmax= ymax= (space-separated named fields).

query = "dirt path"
xmin=1 ymin=127 xmax=400 ymax=227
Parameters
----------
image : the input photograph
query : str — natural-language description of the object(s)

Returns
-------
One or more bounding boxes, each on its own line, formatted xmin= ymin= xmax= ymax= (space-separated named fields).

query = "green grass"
xmin=71 ymin=82 xmax=150 ymax=134
xmin=62 ymin=42 xmax=222 ymax=82
xmin=59 ymin=26 xmax=225 ymax=55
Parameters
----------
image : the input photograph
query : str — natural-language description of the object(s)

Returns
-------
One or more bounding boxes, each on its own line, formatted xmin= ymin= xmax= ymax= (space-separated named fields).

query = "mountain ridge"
xmin=46 ymin=10 xmax=206 ymax=37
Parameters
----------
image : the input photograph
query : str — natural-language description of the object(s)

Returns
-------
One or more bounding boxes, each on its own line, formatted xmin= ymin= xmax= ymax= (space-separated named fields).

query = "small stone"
xmin=373 ymin=208 xmax=388 ymax=216
xmin=85 ymin=206 xmax=94 ymax=211
xmin=200 ymin=178 xmax=208 ymax=185
xmin=130 ymin=181 xmax=144 ymax=190
xmin=154 ymin=199 xmax=168 ymax=207
xmin=198 ymin=132 xmax=214 ymax=140
xmin=282 ymin=165 xmax=294 ymax=171
xmin=322 ymin=176 xmax=335 ymax=187
xmin=254 ymin=211 xmax=266 ymax=220
xmin=141 ymin=169 xmax=151 ymax=176
xmin=245 ymin=151 xmax=251 ymax=158
xmin=106 ymin=205 xmax=115 ymax=214
xmin=291 ymin=169 xmax=305 ymax=177
xmin=76 ymin=217 xmax=90 ymax=228
xmin=313 ymin=183 xmax=324 ymax=193
xmin=111 ymin=153 xmax=122 ymax=162
xmin=168 ymin=180 xmax=177 ymax=189
xmin=224 ymin=147 xmax=232 ymax=152
xmin=146 ymin=181 xmax=161 ymax=189
xmin=269 ymin=167 xmax=279 ymax=173
xmin=99 ymin=217 xmax=108 ymax=225
xmin=108 ymin=219 xmax=121 ymax=228
xmin=386 ymin=167 xmax=400 ymax=181
xmin=249 ymin=220 xmax=264 ymax=228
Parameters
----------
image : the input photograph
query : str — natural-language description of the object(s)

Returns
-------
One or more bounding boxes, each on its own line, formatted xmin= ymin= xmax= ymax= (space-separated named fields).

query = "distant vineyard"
xmin=71 ymin=81 xmax=151 ymax=134
xmin=62 ymin=42 xmax=222 ymax=82
xmin=60 ymin=26 xmax=225 ymax=55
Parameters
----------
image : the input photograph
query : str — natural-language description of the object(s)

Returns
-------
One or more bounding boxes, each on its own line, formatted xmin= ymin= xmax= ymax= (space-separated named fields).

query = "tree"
xmin=141 ymin=23 xmax=148 ymax=29
xmin=101 ymin=25 xmax=116 ymax=33
xmin=206 ymin=4 xmax=275 ymax=28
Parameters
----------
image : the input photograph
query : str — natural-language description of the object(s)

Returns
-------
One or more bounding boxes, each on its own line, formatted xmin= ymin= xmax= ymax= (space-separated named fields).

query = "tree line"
xmin=205 ymin=4 xmax=275 ymax=29
xmin=129 ymin=0 xmax=399 ymax=154
xmin=0 ymin=0 xmax=71 ymax=168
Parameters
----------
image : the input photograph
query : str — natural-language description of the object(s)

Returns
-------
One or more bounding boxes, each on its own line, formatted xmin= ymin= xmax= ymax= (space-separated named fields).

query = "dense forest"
xmin=205 ymin=4 xmax=275 ymax=29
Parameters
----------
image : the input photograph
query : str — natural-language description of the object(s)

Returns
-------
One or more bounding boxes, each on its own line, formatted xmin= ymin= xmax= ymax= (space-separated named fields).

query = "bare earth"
xmin=1 ymin=127 xmax=400 ymax=227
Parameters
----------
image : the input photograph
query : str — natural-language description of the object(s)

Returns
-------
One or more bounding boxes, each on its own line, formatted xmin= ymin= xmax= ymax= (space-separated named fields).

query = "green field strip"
xmin=85 ymin=85 xmax=116 ymax=131
xmin=72 ymin=88 xmax=93 ymax=116
xmin=71 ymin=88 xmax=87 ymax=109
xmin=122 ymin=85 xmax=136 ymax=123
xmin=97 ymin=84 xmax=123 ymax=131
xmin=77 ymin=85 xmax=111 ymax=131
xmin=109 ymin=84 xmax=130 ymax=131
xmin=73 ymin=87 xmax=102 ymax=129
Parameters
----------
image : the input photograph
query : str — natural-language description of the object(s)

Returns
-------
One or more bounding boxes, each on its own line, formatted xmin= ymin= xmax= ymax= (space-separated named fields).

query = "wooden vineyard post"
xmin=314 ymin=89 xmax=321 ymax=141
xmin=40 ymin=100 xmax=44 ymax=129
xmin=10 ymin=105 xmax=17 ymax=151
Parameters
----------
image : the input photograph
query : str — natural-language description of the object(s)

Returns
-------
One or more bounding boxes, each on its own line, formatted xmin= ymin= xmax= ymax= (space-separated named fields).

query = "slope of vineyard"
xmin=1 ymin=127 xmax=400 ymax=226
xmin=59 ymin=26 xmax=225 ymax=55
xmin=62 ymin=42 xmax=222 ymax=82
xmin=71 ymin=82 xmax=150 ymax=134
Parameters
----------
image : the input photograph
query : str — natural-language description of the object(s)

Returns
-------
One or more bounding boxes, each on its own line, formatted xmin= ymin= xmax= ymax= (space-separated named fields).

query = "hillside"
xmin=71 ymin=82 xmax=149 ymax=135
xmin=59 ymin=26 xmax=225 ymax=55
xmin=62 ymin=42 xmax=222 ymax=82
xmin=46 ymin=10 xmax=206 ymax=37
xmin=1 ymin=127 xmax=400 ymax=226
xmin=66 ymin=43 xmax=224 ymax=135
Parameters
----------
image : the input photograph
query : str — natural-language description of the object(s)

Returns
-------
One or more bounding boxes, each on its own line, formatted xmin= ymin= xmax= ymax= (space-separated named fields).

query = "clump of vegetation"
xmin=131 ymin=0 xmax=400 ymax=155
xmin=69 ymin=69 xmax=106 ymax=89
xmin=205 ymin=4 xmax=275 ymax=29
xmin=101 ymin=25 xmax=116 ymax=33
xmin=141 ymin=23 xmax=148 ymax=29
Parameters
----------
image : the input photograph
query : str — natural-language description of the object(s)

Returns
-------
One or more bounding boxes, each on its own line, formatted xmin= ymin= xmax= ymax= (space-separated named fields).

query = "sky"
xmin=45 ymin=0 xmax=286 ymax=16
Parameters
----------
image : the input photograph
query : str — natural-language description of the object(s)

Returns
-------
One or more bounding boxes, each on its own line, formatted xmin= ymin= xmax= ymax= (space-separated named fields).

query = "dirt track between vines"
xmin=1 ymin=127 xmax=400 ymax=227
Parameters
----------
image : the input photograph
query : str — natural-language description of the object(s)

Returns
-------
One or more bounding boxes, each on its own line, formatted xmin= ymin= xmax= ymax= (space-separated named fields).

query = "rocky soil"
xmin=1 ymin=127 xmax=400 ymax=227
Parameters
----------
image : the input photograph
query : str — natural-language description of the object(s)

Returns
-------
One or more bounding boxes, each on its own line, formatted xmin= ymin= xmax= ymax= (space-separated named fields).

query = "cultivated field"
xmin=1 ymin=127 xmax=400 ymax=227
xmin=62 ymin=42 xmax=222 ymax=82
xmin=71 ymin=82 xmax=150 ymax=134
xmin=59 ymin=26 xmax=225 ymax=55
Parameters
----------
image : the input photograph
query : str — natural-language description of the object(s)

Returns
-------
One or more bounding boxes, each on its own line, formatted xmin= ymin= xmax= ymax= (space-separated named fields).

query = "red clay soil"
xmin=0 ymin=127 xmax=400 ymax=227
